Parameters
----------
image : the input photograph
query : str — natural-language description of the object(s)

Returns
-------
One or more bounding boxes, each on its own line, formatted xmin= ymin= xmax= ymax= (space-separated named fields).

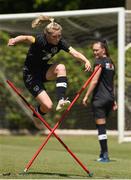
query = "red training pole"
xmin=7 ymin=80 xmax=93 ymax=176
xmin=34 ymin=65 xmax=102 ymax=149
xmin=22 ymin=65 xmax=102 ymax=171
xmin=7 ymin=80 xmax=92 ymax=176
xmin=7 ymin=64 xmax=101 ymax=176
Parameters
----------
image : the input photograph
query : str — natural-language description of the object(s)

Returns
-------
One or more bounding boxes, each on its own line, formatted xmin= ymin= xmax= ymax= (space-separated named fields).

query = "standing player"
xmin=8 ymin=15 xmax=91 ymax=129
xmin=82 ymin=40 xmax=117 ymax=162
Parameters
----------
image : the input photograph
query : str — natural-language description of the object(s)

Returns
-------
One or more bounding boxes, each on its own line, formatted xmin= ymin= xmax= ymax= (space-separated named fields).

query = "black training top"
xmin=92 ymin=57 xmax=115 ymax=102
xmin=24 ymin=34 xmax=70 ymax=74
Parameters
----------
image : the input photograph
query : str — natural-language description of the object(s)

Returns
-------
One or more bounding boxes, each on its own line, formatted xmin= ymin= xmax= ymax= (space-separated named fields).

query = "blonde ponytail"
xmin=32 ymin=15 xmax=54 ymax=28
xmin=31 ymin=15 xmax=62 ymax=34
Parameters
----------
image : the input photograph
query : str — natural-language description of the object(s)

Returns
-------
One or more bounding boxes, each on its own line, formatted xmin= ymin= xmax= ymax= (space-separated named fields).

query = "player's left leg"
xmin=96 ymin=119 xmax=109 ymax=162
xmin=46 ymin=63 xmax=70 ymax=111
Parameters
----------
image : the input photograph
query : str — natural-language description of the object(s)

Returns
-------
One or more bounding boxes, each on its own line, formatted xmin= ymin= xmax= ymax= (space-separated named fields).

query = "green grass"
xmin=0 ymin=135 xmax=131 ymax=179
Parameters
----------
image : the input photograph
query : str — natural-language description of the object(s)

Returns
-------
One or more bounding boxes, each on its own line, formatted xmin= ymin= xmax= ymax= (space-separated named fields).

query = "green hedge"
xmin=0 ymin=31 xmax=121 ymax=130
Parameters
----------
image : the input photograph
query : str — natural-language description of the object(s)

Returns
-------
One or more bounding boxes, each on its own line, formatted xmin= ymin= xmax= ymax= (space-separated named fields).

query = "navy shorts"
xmin=92 ymin=99 xmax=114 ymax=119
xmin=23 ymin=64 xmax=52 ymax=97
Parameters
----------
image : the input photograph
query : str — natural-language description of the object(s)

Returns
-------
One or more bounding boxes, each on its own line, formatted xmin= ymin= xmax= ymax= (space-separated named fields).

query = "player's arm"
xmin=8 ymin=35 xmax=35 ymax=46
xmin=82 ymin=65 xmax=102 ymax=106
xmin=112 ymin=86 xmax=118 ymax=111
xmin=68 ymin=47 xmax=91 ymax=71
xmin=112 ymin=100 xmax=117 ymax=111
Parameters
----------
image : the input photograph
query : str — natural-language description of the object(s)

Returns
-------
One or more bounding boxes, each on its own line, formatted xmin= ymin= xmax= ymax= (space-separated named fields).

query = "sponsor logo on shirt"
xmin=105 ymin=63 xmax=114 ymax=70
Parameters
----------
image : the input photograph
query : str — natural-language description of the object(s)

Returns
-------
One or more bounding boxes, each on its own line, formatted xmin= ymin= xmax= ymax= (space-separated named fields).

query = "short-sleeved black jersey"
xmin=92 ymin=57 xmax=115 ymax=102
xmin=24 ymin=34 xmax=70 ymax=74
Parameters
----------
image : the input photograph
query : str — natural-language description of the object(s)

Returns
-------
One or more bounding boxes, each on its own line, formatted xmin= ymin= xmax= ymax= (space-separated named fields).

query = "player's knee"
xmin=41 ymin=102 xmax=53 ymax=112
xmin=46 ymin=102 xmax=53 ymax=112
xmin=56 ymin=64 xmax=66 ymax=74
xmin=47 ymin=103 xmax=53 ymax=111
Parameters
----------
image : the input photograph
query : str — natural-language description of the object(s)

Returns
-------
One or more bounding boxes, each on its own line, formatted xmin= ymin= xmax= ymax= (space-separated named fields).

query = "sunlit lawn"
xmin=0 ymin=135 xmax=131 ymax=179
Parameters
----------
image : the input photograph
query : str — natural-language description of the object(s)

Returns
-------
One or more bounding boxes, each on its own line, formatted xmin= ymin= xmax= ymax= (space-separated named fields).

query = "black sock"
xmin=33 ymin=105 xmax=46 ymax=117
xmin=37 ymin=105 xmax=46 ymax=116
xmin=96 ymin=124 xmax=108 ymax=154
xmin=56 ymin=76 xmax=67 ymax=101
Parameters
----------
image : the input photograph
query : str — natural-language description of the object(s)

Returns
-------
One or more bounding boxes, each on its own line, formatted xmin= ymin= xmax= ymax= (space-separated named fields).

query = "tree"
xmin=0 ymin=0 xmax=125 ymax=14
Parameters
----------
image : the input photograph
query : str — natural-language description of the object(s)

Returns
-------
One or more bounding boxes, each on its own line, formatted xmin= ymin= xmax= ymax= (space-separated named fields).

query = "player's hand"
xmin=85 ymin=61 xmax=91 ymax=71
xmin=8 ymin=38 xmax=16 ymax=46
xmin=82 ymin=96 xmax=88 ymax=106
xmin=112 ymin=101 xmax=118 ymax=111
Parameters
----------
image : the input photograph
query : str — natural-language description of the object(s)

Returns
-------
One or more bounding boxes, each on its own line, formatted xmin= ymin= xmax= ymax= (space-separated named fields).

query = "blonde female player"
xmin=8 ymin=15 xmax=91 ymax=129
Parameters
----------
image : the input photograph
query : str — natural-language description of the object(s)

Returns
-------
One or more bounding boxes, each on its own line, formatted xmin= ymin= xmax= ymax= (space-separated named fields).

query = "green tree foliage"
xmin=0 ymin=0 xmax=125 ymax=14
xmin=0 ymin=0 xmax=128 ymax=130
xmin=126 ymin=49 xmax=131 ymax=79
xmin=32 ymin=0 xmax=125 ymax=12
xmin=0 ymin=30 xmax=120 ymax=130
xmin=0 ymin=31 xmax=93 ymax=129
xmin=0 ymin=31 xmax=34 ymax=129
xmin=0 ymin=0 xmax=34 ymax=14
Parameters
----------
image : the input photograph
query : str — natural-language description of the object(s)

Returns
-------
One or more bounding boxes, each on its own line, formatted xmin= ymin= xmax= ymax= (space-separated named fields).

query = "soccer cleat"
xmin=97 ymin=152 xmax=110 ymax=162
xmin=56 ymin=98 xmax=71 ymax=111
xmin=97 ymin=152 xmax=103 ymax=161
xmin=32 ymin=107 xmax=45 ymax=130
xmin=97 ymin=157 xmax=110 ymax=162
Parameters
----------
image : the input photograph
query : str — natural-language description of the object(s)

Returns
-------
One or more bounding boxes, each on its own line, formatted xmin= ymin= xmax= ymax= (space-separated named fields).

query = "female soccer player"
xmin=8 ymin=15 xmax=91 ymax=128
xmin=82 ymin=40 xmax=117 ymax=162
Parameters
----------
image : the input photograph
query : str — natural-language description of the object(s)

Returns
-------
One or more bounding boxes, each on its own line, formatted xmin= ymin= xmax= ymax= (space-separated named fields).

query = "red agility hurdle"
xmin=7 ymin=64 xmax=101 ymax=176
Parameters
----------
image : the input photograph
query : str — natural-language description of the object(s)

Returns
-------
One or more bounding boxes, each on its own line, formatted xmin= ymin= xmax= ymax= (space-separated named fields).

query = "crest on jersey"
xmin=51 ymin=47 xmax=58 ymax=54
xmin=33 ymin=85 xmax=40 ymax=92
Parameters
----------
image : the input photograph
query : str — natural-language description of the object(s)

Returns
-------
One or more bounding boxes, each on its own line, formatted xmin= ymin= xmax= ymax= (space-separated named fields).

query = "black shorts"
xmin=23 ymin=64 xmax=52 ymax=97
xmin=92 ymin=99 xmax=114 ymax=119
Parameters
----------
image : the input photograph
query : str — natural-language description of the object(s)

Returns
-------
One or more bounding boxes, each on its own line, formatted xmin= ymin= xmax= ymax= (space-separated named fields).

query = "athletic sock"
xmin=56 ymin=76 xmax=67 ymax=101
xmin=33 ymin=105 xmax=46 ymax=117
xmin=37 ymin=105 xmax=46 ymax=116
xmin=96 ymin=124 xmax=108 ymax=154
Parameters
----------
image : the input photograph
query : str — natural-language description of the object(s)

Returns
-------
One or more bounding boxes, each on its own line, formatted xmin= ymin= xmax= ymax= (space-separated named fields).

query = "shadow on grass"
xmin=93 ymin=159 xmax=117 ymax=162
xmin=19 ymin=171 xmax=87 ymax=178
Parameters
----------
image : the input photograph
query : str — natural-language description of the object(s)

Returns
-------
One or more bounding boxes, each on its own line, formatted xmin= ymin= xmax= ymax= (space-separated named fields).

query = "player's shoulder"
xmin=96 ymin=57 xmax=111 ymax=65
xmin=34 ymin=33 xmax=47 ymax=45
xmin=35 ymin=33 xmax=44 ymax=40
xmin=58 ymin=37 xmax=70 ymax=51
xmin=59 ymin=37 xmax=66 ymax=44
xmin=94 ymin=59 xmax=103 ymax=65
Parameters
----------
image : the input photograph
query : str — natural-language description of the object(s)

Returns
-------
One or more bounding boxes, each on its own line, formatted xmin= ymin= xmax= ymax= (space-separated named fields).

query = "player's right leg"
xmin=92 ymin=101 xmax=110 ymax=162
xmin=33 ymin=90 xmax=53 ymax=130
xmin=35 ymin=90 xmax=53 ymax=114
xmin=23 ymin=66 xmax=53 ymax=129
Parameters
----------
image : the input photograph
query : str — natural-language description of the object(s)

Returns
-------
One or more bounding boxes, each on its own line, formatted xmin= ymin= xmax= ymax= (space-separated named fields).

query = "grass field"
xmin=0 ymin=134 xmax=131 ymax=179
